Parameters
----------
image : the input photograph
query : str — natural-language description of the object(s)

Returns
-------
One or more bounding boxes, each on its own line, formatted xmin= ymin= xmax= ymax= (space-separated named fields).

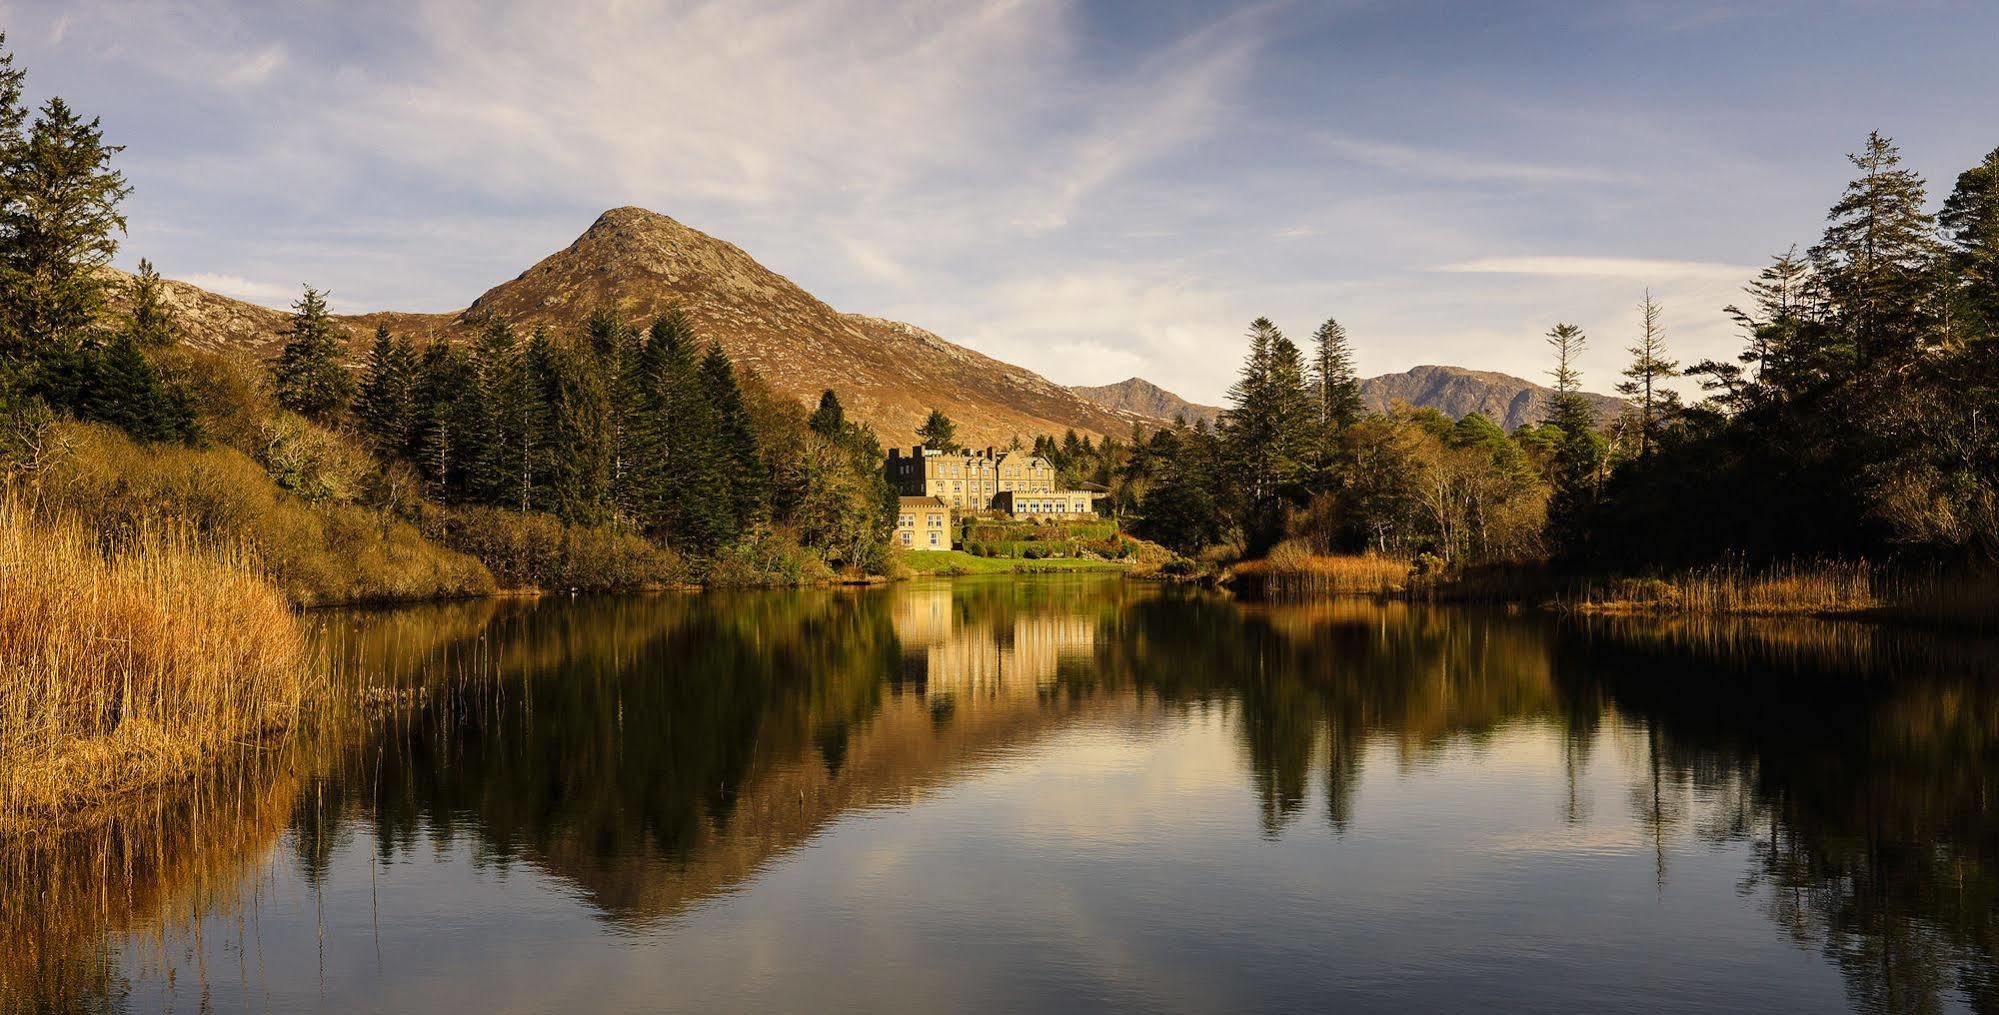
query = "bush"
xmin=421 ymin=504 xmax=688 ymax=592
xmin=36 ymin=423 xmax=492 ymax=606
xmin=705 ymin=525 xmax=835 ymax=587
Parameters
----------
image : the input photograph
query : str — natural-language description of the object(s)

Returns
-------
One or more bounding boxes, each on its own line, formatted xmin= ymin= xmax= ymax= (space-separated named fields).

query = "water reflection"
xmin=3 ymin=578 xmax=1995 ymax=1013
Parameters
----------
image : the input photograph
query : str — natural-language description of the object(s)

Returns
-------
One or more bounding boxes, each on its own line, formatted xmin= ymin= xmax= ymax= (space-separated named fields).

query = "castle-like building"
xmin=886 ymin=446 xmax=1097 ymax=518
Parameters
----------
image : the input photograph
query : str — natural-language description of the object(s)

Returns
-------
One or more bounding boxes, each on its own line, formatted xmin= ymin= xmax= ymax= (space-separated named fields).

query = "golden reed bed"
xmin=0 ymin=499 xmax=313 ymax=823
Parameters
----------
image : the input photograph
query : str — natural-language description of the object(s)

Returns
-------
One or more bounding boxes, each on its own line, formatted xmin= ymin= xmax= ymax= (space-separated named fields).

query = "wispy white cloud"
xmin=1434 ymin=255 xmax=1757 ymax=282
xmin=1317 ymin=134 xmax=1627 ymax=186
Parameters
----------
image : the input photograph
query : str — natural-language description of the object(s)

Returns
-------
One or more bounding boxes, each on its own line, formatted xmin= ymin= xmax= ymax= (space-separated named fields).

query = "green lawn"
xmin=901 ymin=550 xmax=1129 ymax=576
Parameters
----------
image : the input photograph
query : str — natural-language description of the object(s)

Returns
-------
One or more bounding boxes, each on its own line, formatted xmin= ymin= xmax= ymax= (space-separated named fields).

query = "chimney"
xmin=889 ymin=448 xmax=900 ymax=460
xmin=986 ymin=446 xmax=996 ymax=458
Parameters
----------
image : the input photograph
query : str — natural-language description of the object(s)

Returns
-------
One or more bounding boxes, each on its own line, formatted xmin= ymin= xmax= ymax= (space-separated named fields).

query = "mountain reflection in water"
xmin=3 ymin=576 xmax=1994 ymax=1013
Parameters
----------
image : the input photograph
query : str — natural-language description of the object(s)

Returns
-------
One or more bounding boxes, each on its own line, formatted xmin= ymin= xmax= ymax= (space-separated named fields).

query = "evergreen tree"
xmin=1721 ymin=247 xmax=1822 ymax=400
xmin=542 ymin=334 xmax=614 ymax=526
xmin=1809 ymin=131 xmax=1941 ymax=369
xmin=1941 ymin=145 xmax=1999 ymax=338
xmin=810 ymin=389 xmax=846 ymax=437
xmin=124 ymin=259 xmax=179 ymax=347
xmin=1542 ymin=323 xmax=1604 ymax=555
xmin=917 ymin=408 xmax=958 ymax=451
xmin=79 ymin=330 xmax=194 ymax=442
xmin=355 ymin=324 xmax=418 ymax=455
xmin=467 ymin=316 xmax=522 ymax=504
xmin=1614 ymin=290 xmax=1680 ymax=458
xmin=659 ymin=321 xmax=728 ymax=550
xmin=0 ymin=96 xmax=129 ymax=353
xmin=702 ymin=342 xmax=767 ymax=537
xmin=412 ymin=339 xmax=477 ymax=497
xmin=1310 ymin=317 xmax=1365 ymax=431
xmin=1224 ymin=317 xmax=1317 ymax=554
xmin=271 ymin=285 xmax=353 ymax=422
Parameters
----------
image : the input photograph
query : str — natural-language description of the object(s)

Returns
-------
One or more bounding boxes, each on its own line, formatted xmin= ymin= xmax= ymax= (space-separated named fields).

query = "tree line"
xmin=1059 ymin=131 xmax=1998 ymax=575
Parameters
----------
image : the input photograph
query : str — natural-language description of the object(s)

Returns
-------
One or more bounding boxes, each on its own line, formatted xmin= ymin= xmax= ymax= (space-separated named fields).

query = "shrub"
xmin=36 ymin=423 xmax=492 ymax=605
xmin=421 ymin=504 xmax=688 ymax=592
xmin=705 ymin=525 xmax=835 ymax=587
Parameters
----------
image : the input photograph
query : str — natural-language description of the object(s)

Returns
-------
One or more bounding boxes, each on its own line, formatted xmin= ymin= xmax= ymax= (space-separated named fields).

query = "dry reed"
xmin=1229 ymin=545 xmax=1414 ymax=598
xmin=1566 ymin=560 xmax=1881 ymax=616
xmin=0 ymin=498 xmax=313 ymax=821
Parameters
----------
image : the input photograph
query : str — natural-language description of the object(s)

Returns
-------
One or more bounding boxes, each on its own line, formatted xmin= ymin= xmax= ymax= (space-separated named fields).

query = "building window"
xmin=901 ymin=532 xmax=912 ymax=545
xmin=929 ymin=532 xmax=940 ymax=546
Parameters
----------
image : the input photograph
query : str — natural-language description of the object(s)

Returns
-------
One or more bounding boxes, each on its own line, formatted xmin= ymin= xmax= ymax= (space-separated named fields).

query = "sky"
xmin=5 ymin=0 xmax=1998 ymax=404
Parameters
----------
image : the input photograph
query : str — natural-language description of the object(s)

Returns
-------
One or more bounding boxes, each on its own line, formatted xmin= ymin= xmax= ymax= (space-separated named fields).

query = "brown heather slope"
xmin=1070 ymin=377 xmax=1224 ymax=425
xmin=1074 ymin=365 xmax=1624 ymax=431
xmin=121 ymin=207 xmax=1133 ymax=445
xmin=1359 ymin=365 xmax=1624 ymax=430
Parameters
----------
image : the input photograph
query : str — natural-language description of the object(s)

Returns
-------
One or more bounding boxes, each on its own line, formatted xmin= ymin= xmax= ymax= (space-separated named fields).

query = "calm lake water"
xmin=6 ymin=576 xmax=1997 ymax=1013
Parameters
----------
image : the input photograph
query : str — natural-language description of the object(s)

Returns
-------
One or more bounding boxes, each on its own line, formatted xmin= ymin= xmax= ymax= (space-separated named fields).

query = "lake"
xmin=5 ymin=576 xmax=1995 ymax=1013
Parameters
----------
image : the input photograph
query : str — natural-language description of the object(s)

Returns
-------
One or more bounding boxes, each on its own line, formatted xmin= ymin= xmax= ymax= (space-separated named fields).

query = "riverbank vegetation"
xmin=0 ymin=499 xmax=310 ymax=820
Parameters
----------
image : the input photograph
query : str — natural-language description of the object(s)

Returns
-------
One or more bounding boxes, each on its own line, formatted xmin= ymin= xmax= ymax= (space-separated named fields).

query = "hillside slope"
xmin=1359 ymin=365 xmax=1623 ymax=430
xmin=126 ymin=208 xmax=1132 ymax=446
xmin=1069 ymin=377 xmax=1223 ymax=425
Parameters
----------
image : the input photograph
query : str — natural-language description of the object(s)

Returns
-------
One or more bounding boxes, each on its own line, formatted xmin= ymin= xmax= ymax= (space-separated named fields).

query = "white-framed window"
xmin=900 ymin=531 xmax=912 ymax=545
xmin=929 ymin=532 xmax=940 ymax=546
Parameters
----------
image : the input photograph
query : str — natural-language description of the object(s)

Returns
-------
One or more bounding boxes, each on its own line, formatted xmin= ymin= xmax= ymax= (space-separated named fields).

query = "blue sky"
xmin=6 ymin=0 xmax=1997 ymax=402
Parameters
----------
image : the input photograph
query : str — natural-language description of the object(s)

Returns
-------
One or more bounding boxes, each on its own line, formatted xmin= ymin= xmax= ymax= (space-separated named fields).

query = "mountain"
xmin=1358 ymin=365 xmax=1623 ymax=431
xmin=1068 ymin=377 xmax=1223 ymax=426
xmin=1071 ymin=365 xmax=1623 ymax=432
xmin=131 ymin=207 xmax=1137 ymax=445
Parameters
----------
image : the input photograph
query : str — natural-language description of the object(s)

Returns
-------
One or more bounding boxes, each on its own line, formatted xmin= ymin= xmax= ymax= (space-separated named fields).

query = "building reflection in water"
xmin=2 ymin=579 xmax=1995 ymax=1014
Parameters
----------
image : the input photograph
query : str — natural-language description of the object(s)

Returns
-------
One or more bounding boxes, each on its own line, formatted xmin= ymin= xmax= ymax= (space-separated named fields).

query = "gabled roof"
xmin=898 ymin=496 xmax=950 ymax=509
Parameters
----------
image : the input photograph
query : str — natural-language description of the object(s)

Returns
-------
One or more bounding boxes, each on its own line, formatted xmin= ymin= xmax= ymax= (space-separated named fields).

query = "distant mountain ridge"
xmin=1069 ymin=365 xmax=1622 ymax=431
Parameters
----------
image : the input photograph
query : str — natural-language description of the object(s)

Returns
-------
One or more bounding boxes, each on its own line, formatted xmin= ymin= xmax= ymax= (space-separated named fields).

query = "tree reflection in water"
xmin=2 ymin=578 xmax=1993 ymax=1013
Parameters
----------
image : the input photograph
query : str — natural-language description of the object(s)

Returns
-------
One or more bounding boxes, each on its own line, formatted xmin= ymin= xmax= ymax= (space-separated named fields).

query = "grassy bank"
xmin=902 ymin=549 xmax=1130 ymax=576
xmin=36 ymin=422 xmax=494 ymax=606
xmin=1561 ymin=560 xmax=1999 ymax=626
xmin=0 ymin=500 xmax=313 ymax=821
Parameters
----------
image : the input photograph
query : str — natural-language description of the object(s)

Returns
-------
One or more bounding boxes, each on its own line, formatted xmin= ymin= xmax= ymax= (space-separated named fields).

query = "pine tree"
xmin=658 ymin=321 xmax=728 ymax=550
xmin=1541 ymin=323 xmax=1604 ymax=556
xmin=80 ymin=330 xmax=194 ymax=442
xmin=1310 ymin=317 xmax=1364 ymax=431
xmin=1614 ymin=291 xmax=1680 ymax=458
xmin=703 ymin=342 xmax=767 ymax=537
xmin=1941 ymin=145 xmax=1999 ymax=338
xmin=466 ymin=316 xmax=522 ymax=504
xmin=0 ymin=96 xmax=130 ymax=353
xmin=1720 ymin=247 xmax=1822 ymax=400
xmin=124 ymin=259 xmax=179 ymax=347
xmin=917 ymin=408 xmax=958 ymax=451
xmin=1546 ymin=322 xmax=1585 ymax=399
xmin=542 ymin=334 xmax=614 ymax=525
xmin=413 ymin=339 xmax=477 ymax=498
xmin=271 ymin=285 xmax=353 ymax=422
xmin=355 ymin=324 xmax=418 ymax=454
xmin=810 ymin=389 xmax=846 ymax=437
xmin=1809 ymin=131 xmax=1941 ymax=369
xmin=1224 ymin=317 xmax=1317 ymax=554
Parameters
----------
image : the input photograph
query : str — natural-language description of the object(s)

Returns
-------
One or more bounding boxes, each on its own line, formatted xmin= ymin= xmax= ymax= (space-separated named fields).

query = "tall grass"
xmin=1564 ymin=559 xmax=1998 ymax=625
xmin=1228 ymin=543 xmax=1413 ymax=598
xmin=0 ymin=500 xmax=313 ymax=820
